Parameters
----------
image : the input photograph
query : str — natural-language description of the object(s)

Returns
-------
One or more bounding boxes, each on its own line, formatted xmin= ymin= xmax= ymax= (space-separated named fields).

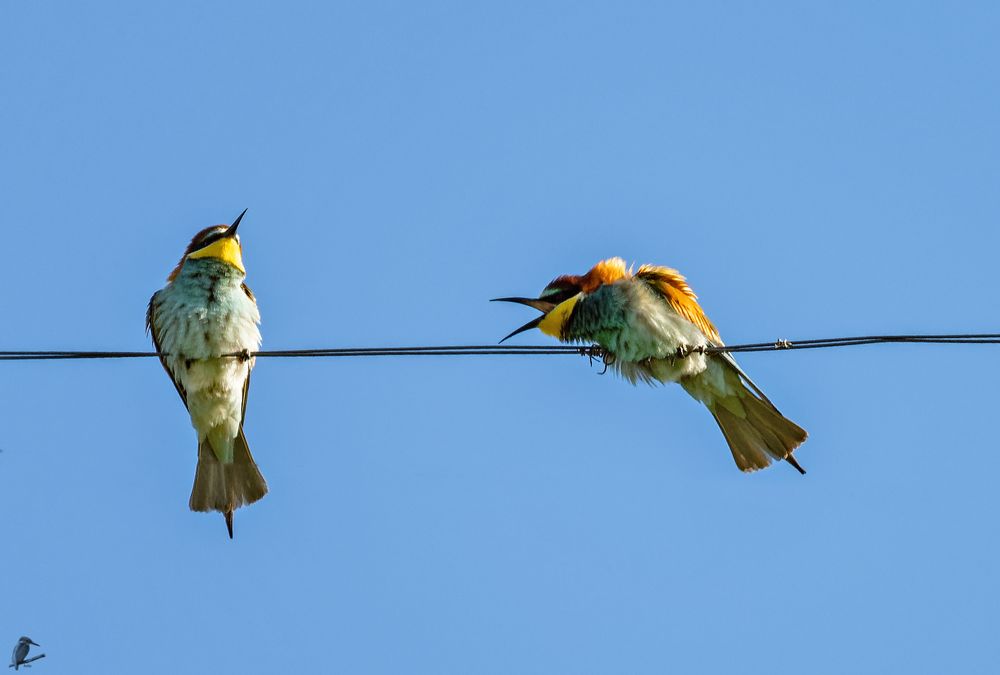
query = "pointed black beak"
xmin=224 ymin=208 xmax=247 ymax=238
xmin=28 ymin=640 xmax=39 ymax=647
xmin=498 ymin=315 xmax=545 ymax=343
xmin=491 ymin=296 xmax=556 ymax=343
xmin=490 ymin=296 xmax=557 ymax=313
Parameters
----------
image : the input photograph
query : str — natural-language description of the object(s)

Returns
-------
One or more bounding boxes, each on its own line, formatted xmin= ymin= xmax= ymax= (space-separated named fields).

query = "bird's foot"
xmin=598 ymin=349 xmax=615 ymax=375
xmin=672 ymin=345 xmax=706 ymax=361
xmin=581 ymin=344 xmax=604 ymax=366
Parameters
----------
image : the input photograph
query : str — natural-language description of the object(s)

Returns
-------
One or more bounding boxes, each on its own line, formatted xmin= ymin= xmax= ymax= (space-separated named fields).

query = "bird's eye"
xmin=540 ymin=288 xmax=577 ymax=304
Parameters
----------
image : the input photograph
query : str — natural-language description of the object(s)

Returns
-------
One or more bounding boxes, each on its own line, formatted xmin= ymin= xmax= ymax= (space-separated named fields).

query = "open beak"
xmin=224 ymin=208 xmax=248 ymax=238
xmin=491 ymin=296 xmax=556 ymax=343
xmin=491 ymin=297 xmax=556 ymax=313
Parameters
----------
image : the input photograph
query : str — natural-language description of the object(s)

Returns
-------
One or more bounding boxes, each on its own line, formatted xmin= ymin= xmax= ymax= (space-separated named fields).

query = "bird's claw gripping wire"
xmin=671 ymin=344 xmax=706 ymax=362
xmin=579 ymin=344 xmax=602 ymax=364
xmin=236 ymin=348 xmax=253 ymax=363
xmin=599 ymin=353 xmax=614 ymax=374
xmin=774 ymin=339 xmax=793 ymax=350
xmin=579 ymin=344 xmax=614 ymax=374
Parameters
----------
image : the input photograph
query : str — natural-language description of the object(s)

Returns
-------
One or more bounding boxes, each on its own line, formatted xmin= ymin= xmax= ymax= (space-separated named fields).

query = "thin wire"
xmin=704 ymin=333 xmax=1000 ymax=354
xmin=2 ymin=333 xmax=1000 ymax=360
xmin=0 ymin=346 xmax=592 ymax=360
xmin=0 ymin=351 xmax=163 ymax=360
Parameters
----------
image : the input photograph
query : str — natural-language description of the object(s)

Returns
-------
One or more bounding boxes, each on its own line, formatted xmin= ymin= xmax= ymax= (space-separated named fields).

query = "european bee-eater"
xmin=10 ymin=637 xmax=39 ymax=670
xmin=494 ymin=257 xmax=807 ymax=473
xmin=146 ymin=210 xmax=267 ymax=537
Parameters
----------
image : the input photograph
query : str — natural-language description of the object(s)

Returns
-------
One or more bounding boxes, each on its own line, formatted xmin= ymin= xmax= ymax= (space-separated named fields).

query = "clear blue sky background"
xmin=1 ymin=2 xmax=998 ymax=673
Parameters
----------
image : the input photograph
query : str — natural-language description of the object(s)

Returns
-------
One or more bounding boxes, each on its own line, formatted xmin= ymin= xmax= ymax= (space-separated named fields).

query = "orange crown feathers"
xmin=546 ymin=257 xmax=633 ymax=295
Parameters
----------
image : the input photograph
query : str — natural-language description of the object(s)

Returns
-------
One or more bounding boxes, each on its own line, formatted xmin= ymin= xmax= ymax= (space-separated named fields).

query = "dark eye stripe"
xmin=540 ymin=288 xmax=577 ymax=304
xmin=195 ymin=230 xmax=226 ymax=250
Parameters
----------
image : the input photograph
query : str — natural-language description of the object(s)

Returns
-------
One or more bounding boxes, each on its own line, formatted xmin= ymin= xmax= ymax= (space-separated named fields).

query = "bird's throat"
xmin=187 ymin=237 xmax=245 ymax=274
xmin=538 ymin=294 xmax=581 ymax=338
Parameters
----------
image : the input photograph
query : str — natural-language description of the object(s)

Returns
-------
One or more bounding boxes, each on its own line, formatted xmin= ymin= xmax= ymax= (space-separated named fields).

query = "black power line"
xmin=1 ymin=333 xmax=1000 ymax=361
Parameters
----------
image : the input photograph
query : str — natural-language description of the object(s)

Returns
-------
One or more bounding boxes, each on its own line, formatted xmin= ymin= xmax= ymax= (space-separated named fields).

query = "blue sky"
xmin=1 ymin=1 xmax=999 ymax=673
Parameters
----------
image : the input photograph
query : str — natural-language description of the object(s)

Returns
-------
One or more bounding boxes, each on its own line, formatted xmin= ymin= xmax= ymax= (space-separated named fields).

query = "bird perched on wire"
xmin=147 ymin=210 xmax=267 ymax=538
xmin=493 ymin=257 xmax=807 ymax=473
xmin=10 ymin=637 xmax=39 ymax=670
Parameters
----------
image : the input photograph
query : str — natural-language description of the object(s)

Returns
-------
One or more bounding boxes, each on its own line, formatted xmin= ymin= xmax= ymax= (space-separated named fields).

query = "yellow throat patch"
xmin=538 ymin=294 xmax=581 ymax=338
xmin=187 ymin=237 xmax=245 ymax=274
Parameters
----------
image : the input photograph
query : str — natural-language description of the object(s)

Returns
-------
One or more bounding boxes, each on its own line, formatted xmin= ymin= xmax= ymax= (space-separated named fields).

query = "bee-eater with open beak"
xmin=146 ymin=209 xmax=267 ymax=537
xmin=494 ymin=257 xmax=807 ymax=473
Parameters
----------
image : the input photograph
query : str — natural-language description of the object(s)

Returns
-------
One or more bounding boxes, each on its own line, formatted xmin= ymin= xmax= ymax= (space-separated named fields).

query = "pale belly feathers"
xmin=151 ymin=259 xmax=261 ymax=452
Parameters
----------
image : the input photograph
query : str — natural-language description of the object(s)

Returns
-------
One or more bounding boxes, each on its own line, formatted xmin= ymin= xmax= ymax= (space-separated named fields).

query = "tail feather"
xmin=683 ymin=357 xmax=808 ymax=473
xmin=189 ymin=428 xmax=268 ymax=538
xmin=710 ymin=394 xmax=808 ymax=472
